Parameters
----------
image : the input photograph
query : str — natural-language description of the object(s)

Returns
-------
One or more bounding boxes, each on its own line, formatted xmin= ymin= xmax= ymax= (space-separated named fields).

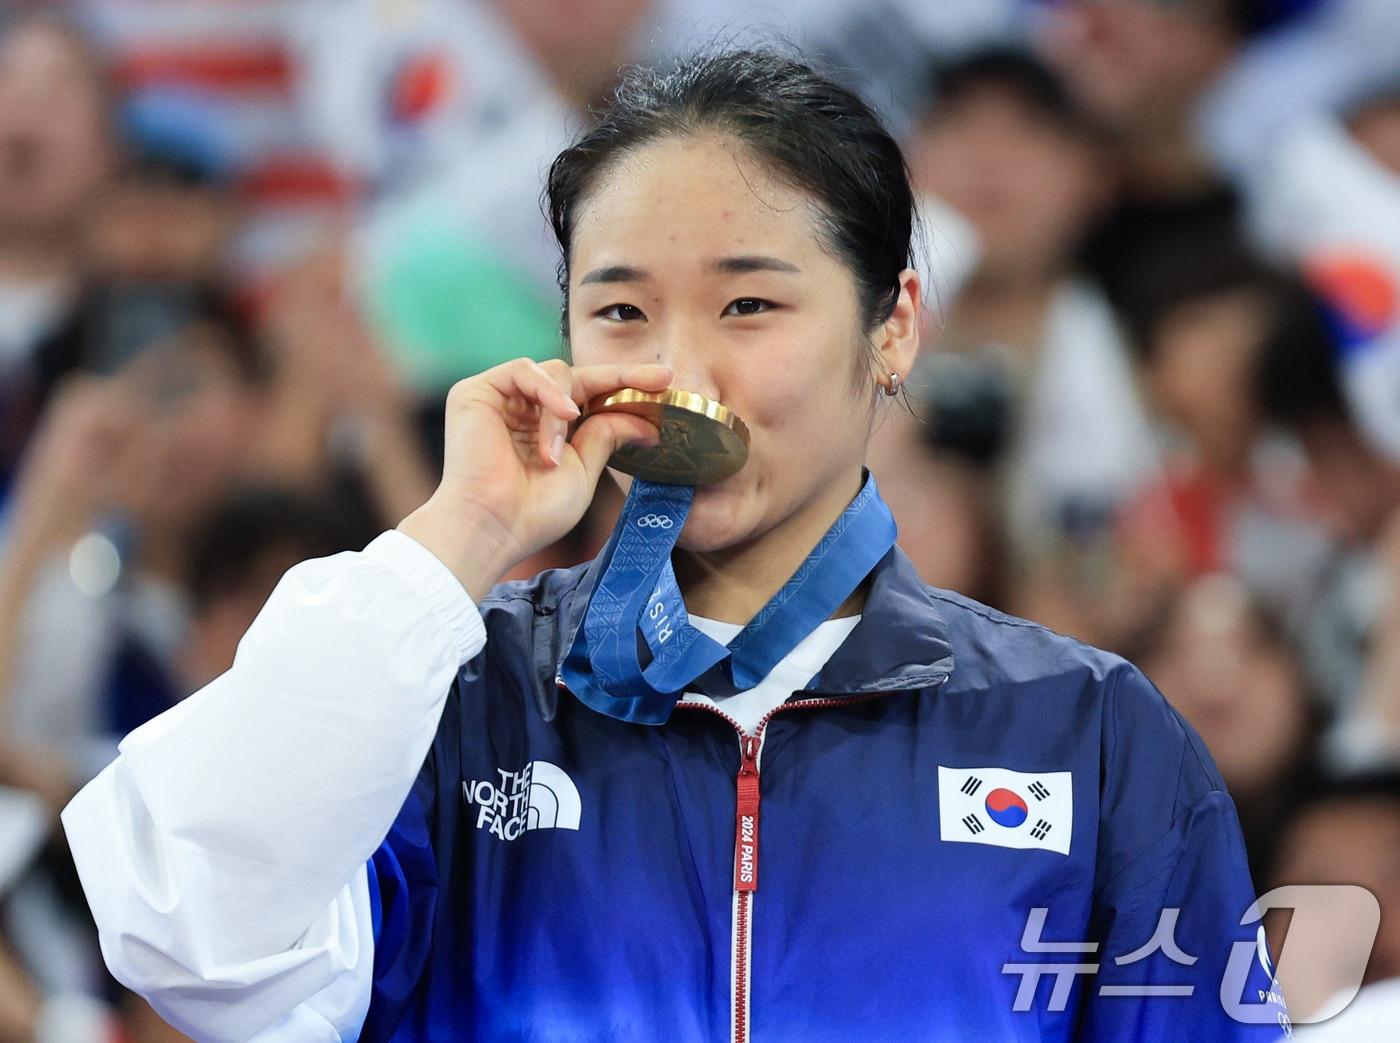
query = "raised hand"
xmin=397 ymin=357 xmax=670 ymax=599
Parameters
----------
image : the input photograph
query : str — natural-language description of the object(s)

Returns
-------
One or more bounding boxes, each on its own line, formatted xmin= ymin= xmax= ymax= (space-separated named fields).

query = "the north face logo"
xmin=463 ymin=761 xmax=581 ymax=841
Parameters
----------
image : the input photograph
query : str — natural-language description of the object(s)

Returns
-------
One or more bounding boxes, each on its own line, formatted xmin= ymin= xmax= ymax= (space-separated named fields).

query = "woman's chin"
xmin=610 ymin=465 xmax=759 ymax=551
xmin=676 ymin=497 xmax=751 ymax=552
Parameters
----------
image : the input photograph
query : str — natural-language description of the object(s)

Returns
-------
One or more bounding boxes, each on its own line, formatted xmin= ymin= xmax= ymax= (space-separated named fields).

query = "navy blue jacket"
xmin=363 ymin=543 xmax=1289 ymax=1042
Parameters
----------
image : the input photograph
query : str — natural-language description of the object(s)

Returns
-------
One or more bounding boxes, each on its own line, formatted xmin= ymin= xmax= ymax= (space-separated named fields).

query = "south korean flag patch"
xmin=938 ymin=766 xmax=1073 ymax=856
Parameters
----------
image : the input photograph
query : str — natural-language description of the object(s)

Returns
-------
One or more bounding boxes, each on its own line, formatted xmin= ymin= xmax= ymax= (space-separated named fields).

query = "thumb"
xmin=569 ymin=413 xmax=660 ymax=487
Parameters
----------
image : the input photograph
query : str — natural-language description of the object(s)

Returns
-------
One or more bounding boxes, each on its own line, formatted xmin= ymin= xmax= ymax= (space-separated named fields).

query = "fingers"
xmin=568 ymin=412 xmax=661 ymax=487
xmin=533 ymin=359 xmax=578 ymax=467
xmin=474 ymin=359 xmax=580 ymax=466
xmin=469 ymin=357 xmax=672 ymax=468
xmin=535 ymin=359 xmax=673 ymax=466
xmin=552 ymin=361 xmax=674 ymax=408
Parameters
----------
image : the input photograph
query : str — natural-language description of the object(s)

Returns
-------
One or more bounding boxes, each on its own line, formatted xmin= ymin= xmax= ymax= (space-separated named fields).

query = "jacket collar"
xmin=552 ymin=538 xmax=955 ymax=698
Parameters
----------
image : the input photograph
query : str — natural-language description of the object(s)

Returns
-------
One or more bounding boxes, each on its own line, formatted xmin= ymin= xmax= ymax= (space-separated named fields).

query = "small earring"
xmin=884 ymin=371 xmax=901 ymax=397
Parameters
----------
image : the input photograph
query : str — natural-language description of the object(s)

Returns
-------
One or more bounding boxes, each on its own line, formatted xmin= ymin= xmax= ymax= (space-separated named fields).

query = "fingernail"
xmin=551 ymin=434 xmax=565 ymax=464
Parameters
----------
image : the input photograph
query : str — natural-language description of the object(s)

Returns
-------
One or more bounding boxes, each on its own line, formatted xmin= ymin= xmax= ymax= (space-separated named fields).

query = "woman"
xmin=62 ymin=51 xmax=1286 ymax=1042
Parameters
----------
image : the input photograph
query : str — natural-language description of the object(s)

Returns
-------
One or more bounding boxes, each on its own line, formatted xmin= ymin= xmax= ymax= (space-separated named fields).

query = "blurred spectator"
xmin=1123 ymin=245 xmax=1291 ymax=484
xmin=0 ymin=930 xmax=110 ymax=1043
xmin=179 ymin=483 xmax=372 ymax=690
xmin=0 ymin=787 xmax=49 ymax=1042
xmin=1198 ymin=0 xmax=1400 ymax=186
xmin=0 ymin=938 xmax=39 ymax=1043
xmin=906 ymin=46 xmax=1158 ymax=638
xmin=2 ymin=476 xmax=363 ymax=1043
xmin=1251 ymin=269 xmax=1400 ymax=768
xmin=0 ymin=291 xmax=272 ymax=796
xmin=0 ymin=12 xmax=114 ymax=510
xmin=76 ymin=0 xmax=355 ymax=290
xmin=87 ymin=89 xmax=239 ymax=287
xmin=297 ymin=0 xmax=650 ymax=197
xmin=865 ymin=406 xmax=1003 ymax=604
xmin=255 ymin=242 xmax=438 ymax=530
xmin=1268 ymin=772 xmax=1400 ymax=1027
xmin=660 ymin=0 xmax=1023 ymax=136
xmin=1039 ymin=0 xmax=1251 ymax=308
xmin=1250 ymin=84 xmax=1400 ymax=462
xmin=54 ymin=93 xmax=245 ymax=395
xmin=295 ymin=0 xmax=661 ymax=393
xmin=1255 ymin=267 xmax=1398 ymax=548
xmin=1137 ymin=574 xmax=1322 ymax=883
xmin=1115 ymin=241 xmax=1333 ymax=640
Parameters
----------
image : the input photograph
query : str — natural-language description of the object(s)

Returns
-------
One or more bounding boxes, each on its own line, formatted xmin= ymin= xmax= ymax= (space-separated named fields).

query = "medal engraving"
xmin=583 ymin=388 xmax=750 ymax=485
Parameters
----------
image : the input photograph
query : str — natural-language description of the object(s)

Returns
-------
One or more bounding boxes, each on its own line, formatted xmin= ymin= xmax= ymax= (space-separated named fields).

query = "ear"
xmin=874 ymin=268 xmax=922 ymax=389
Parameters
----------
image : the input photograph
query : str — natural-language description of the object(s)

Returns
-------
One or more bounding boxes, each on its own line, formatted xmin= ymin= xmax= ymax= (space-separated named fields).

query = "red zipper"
xmin=553 ymin=677 xmax=941 ymax=1043
xmin=735 ymin=733 xmax=760 ymax=891
xmin=734 ymin=889 xmax=753 ymax=1043
xmin=675 ymin=689 xmax=907 ymax=1043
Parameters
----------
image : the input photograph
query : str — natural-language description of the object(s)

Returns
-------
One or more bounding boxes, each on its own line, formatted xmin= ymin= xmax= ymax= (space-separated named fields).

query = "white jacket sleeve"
xmin=59 ymin=530 xmax=487 ymax=1042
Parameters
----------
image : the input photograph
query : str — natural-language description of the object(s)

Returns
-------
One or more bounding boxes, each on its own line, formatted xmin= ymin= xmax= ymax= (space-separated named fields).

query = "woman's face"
xmin=567 ymin=133 xmax=917 ymax=552
xmin=1140 ymin=577 xmax=1307 ymax=798
xmin=115 ymin=325 xmax=263 ymax=531
xmin=912 ymin=88 xmax=1103 ymax=285
xmin=0 ymin=21 xmax=109 ymax=235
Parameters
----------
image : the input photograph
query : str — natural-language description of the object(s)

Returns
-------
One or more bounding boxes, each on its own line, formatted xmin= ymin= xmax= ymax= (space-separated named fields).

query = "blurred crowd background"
xmin=1 ymin=0 xmax=1400 ymax=1039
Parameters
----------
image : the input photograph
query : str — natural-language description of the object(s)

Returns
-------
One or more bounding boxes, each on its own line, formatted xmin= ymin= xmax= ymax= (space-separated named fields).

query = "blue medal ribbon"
xmin=558 ymin=471 xmax=896 ymax=724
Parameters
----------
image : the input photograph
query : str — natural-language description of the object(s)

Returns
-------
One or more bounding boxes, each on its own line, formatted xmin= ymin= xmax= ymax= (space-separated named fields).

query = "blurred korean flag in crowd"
xmin=1255 ymin=109 xmax=1400 ymax=460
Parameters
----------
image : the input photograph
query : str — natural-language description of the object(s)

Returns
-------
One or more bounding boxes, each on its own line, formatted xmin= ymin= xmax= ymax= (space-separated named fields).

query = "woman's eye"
xmin=723 ymin=298 xmax=773 ymax=317
xmin=598 ymin=303 xmax=645 ymax=322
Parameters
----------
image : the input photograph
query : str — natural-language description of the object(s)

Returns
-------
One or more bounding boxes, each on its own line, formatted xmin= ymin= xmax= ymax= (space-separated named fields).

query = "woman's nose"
xmin=651 ymin=342 xmax=721 ymax=402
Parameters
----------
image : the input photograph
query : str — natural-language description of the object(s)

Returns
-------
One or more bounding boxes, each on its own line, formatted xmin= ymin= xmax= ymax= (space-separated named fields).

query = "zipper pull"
xmin=735 ymin=735 xmax=761 ymax=893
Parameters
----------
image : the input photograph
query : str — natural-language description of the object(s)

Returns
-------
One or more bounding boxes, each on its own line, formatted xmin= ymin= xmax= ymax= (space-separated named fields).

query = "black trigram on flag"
xmin=939 ymin=765 xmax=1073 ymax=855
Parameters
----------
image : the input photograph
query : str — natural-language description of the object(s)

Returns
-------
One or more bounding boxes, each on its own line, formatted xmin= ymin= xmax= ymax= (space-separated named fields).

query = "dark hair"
xmin=1115 ymin=232 xmax=1275 ymax=357
xmin=923 ymin=45 xmax=1100 ymax=141
xmin=184 ymin=484 xmax=369 ymax=611
xmin=1281 ymin=770 xmax=1400 ymax=824
xmin=1114 ymin=234 xmax=1351 ymax=430
xmin=183 ymin=285 xmax=273 ymax=387
xmin=1224 ymin=0 xmax=1324 ymax=37
xmin=1254 ymin=282 xmax=1351 ymax=432
xmin=545 ymin=49 xmax=916 ymax=365
xmin=79 ymin=282 xmax=273 ymax=387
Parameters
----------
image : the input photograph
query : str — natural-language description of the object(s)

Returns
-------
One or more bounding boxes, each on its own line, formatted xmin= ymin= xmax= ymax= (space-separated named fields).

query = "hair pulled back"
xmin=545 ymin=48 xmax=917 ymax=352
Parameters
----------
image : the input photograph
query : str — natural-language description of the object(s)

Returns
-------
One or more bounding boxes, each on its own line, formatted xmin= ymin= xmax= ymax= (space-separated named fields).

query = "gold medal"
xmin=582 ymin=387 xmax=750 ymax=485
